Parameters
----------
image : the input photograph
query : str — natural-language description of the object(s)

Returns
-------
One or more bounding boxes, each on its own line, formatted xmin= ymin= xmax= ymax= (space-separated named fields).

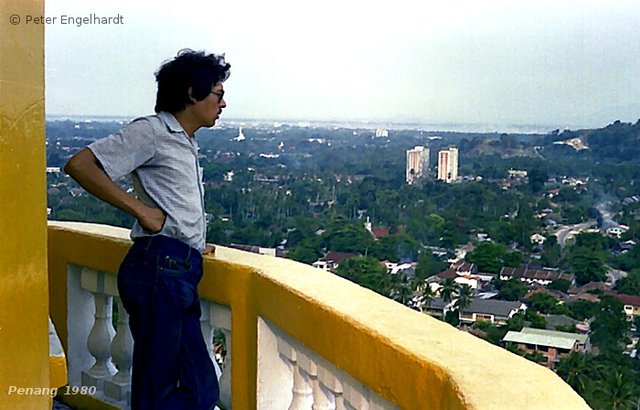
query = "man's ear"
xmin=188 ymin=87 xmax=197 ymax=104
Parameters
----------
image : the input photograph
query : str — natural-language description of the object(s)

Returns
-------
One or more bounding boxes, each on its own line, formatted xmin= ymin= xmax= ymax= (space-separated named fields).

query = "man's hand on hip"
xmin=138 ymin=206 xmax=166 ymax=233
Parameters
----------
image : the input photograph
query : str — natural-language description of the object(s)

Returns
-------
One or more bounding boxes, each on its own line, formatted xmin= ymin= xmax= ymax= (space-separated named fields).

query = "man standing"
xmin=64 ymin=49 xmax=230 ymax=409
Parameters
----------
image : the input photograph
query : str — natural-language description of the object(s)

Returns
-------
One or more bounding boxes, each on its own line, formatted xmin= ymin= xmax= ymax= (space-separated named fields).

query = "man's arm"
xmin=64 ymin=148 xmax=165 ymax=233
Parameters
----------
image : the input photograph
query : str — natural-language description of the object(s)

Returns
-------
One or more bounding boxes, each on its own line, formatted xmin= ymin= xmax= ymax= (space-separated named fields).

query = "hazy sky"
xmin=45 ymin=0 xmax=640 ymax=131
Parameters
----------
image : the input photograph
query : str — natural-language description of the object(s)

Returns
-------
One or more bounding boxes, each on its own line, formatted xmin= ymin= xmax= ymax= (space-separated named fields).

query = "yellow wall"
xmin=0 ymin=0 xmax=50 ymax=408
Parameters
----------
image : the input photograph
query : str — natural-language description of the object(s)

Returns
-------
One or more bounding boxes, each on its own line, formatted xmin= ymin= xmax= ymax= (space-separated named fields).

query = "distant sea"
xmin=45 ymin=114 xmax=573 ymax=135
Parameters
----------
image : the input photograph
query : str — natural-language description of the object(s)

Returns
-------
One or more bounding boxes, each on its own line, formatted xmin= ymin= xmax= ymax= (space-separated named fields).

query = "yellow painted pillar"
xmin=0 ymin=0 xmax=50 ymax=409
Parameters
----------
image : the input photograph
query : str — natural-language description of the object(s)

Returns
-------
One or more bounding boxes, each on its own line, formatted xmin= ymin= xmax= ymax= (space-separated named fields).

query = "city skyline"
xmin=44 ymin=0 xmax=640 ymax=132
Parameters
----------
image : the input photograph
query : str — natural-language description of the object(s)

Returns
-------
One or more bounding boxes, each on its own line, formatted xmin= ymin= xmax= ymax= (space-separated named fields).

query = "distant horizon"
xmin=45 ymin=112 xmax=640 ymax=135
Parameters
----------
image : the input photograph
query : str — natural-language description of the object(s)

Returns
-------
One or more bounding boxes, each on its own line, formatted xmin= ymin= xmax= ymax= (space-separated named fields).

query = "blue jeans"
xmin=117 ymin=235 xmax=219 ymax=410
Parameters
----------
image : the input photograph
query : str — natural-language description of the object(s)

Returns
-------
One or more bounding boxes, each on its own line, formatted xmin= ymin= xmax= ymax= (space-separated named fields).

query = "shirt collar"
xmin=158 ymin=111 xmax=186 ymax=134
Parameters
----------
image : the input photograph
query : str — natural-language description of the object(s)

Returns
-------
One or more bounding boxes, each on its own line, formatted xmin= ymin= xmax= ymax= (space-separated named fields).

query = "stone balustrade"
xmin=258 ymin=318 xmax=398 ymax=410
xmin=48 ymin=221 xmax=591 ymax=410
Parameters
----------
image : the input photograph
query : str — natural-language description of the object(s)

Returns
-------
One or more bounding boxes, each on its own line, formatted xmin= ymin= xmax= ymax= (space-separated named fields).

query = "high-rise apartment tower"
xmin=406 ymin=146 xmax=429 ymax=185
xmin=437 ymin=146 xmax=458 ymax=183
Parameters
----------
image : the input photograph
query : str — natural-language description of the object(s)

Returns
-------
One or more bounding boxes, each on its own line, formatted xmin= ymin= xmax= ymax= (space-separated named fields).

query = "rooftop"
xmin=503 ymin=327 xmax=588 ymax=350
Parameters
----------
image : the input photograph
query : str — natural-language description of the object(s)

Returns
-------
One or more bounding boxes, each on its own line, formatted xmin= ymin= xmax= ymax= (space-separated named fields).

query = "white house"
xmin=530 ymin=233 xmax=546 ymax=246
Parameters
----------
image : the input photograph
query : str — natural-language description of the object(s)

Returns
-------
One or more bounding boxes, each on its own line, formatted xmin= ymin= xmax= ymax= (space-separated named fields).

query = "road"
xmin=606 ymin=265 xmax=628 ymax=285
xmin=553 ymin=220 xmax=598 ymax=247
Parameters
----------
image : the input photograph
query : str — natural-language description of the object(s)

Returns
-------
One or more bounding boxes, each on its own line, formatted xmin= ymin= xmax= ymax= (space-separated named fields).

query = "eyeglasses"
xmin=210 ymin=90 xmax=225 ymax=102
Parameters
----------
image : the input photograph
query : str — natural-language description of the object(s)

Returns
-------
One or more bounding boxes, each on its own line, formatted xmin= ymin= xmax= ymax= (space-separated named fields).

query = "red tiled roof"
xmin=320 ymin=251 xmax=358 ymax=263
xmin=615 ymin=293 xmax=640 ymax=307
xmin=437 ymin=269 xmax=458 ymax=279
xmin=371 ymin=227 xmax=390 ymax=238
xmin=500 ymin=266 xmax=574 ymax=282
xmin=452 ymin=262 xmax=474 ymax=273
xmin=569 ymin=293 xmax=600 ymax=303
xmin=524 ymin=288 xmax=565 ymax=301
xmin=576 ymin=282 xmax=612 ymax=293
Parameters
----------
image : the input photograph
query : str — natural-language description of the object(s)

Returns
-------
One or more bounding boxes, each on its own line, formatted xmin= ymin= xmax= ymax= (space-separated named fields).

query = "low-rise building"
xmin=459 ymin=299 xmax=526 ymax=325
xmin=508 ymin=169 xmax=528 ymax=178
xmin=364 ymin=217 xmax=390 ymax=239
xmin=502 ymin=327 xmax=590 ymax=369
xmin=312 ymin=251 xmax=358 ymax=272
xmin=614 ymin=294 xmax=640 ymax=320
xmin=425 ymin=298 xmax=525 ymax=325
xmin=500 ymin=265 xmax=574 ymax=286
xmin=229 ymin=244 xmax=282 ymax=257
xmin=544 ymin=315 xmax=580 ymax=331
xmin=433 ymin=262 xmax=486 ymax=290
xmin=530 ymin=233 xmax=546 ymax=246
xmin=606 ymin=225 xmax=630 ymax=238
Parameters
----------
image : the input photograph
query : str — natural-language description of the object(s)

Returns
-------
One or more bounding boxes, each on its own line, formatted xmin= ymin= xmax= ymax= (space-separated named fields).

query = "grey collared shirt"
xmin=87 ymin=111 xmax=207 ymax=252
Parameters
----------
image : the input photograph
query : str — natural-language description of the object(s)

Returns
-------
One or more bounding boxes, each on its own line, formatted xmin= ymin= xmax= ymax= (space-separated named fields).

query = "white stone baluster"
xmin=200 ymin=301 xmax=215 ymax=361
xmin=260 ymin=318 xmax=398 ymax=410
xmin=343 ymin=380 xmax=399 ymax=410
xmin=209 ymin=303 xmax=232 ymax=409
xmin=104 ymin=296 xmax=133 ymax=402
xmin=342 ymin=377 xmax=369 ymax=410
xmin=278 ymin=337 xmax=313 ymax=409
xmin=317 ymin=365 xmax=343 ymax=410
xmin=313 ymin=378 xmax=335 ymax=410
xmin=297 ymin=349 xmax=335 ymax=410
xmin=80 ymin=268 xmax=116 ymax=390
xmin=290 ymin=365 xmax=314 ymax=410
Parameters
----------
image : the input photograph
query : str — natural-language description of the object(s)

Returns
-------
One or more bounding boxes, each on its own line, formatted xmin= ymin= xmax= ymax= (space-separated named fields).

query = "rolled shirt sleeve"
xmin=87 ymin=117 xmax=157 ymax=180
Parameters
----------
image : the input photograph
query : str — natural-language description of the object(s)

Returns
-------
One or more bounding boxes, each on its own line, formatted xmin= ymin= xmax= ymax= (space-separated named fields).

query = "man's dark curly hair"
xmin=154 ymin=49 xmax=231 ymax=113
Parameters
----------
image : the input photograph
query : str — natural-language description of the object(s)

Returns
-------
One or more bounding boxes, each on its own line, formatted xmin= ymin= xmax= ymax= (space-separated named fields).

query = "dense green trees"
xmin=615 ymin=269 xmax=640 ymax=296
xmin=565 ymin=300 xmax=599 ymax=321
xmin=526 ymin=293 xmax=559 ymax=314
xmin=591 ymin=370 xmax=638 ymax=410
xmin=548 ymin=278 xmax=571 ymax=293
xmin=556 ymin=352 xmax=593 ymax=396
xmin=465 ymin=242 xmax=522 ymax=273
xmin=528 ymin=168 xmax=548 ymax=194
xmin=321 ymin=221 xmax=373 ymax=254
xmin=287 ymin=238 xmax=323 ymax=264
xmin=493 ymin=278 xmax=528 ymax=301
xmin=369 ymin=234 xmax=420 ymax=263
xmin=557 ymin=350 xmax=640 ymax=410
xmin=563 ymin=233 xmax=609 ymax=285
xmin=590 ymin=296 xmax=631 ymax=353
xmin=415 ymin=251 xmax=446 ymax=280
xmin=335 ymin=256 xmax=388 ymax=296
xmin=541 ymin=235 xmax=561 ymax=268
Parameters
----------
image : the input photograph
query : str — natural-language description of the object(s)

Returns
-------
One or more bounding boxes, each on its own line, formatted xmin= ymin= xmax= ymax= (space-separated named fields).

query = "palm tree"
xmin=440 ymin=278 xmax=458 ymax=304
xmin=592 ymin=370 xmax=637 ymax=410
xmin=394 ymin=272 xmax=413 ymax=306
xmin=454 ymin=285 xmax=473 ymax=321
xmin=418 ymin=282 xmax=435 ymax=312
xmin=556 ymin=352 xmax=590 ymax=395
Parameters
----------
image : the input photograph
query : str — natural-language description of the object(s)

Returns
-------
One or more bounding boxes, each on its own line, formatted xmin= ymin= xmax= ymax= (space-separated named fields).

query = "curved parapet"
xmin=48 ymin=221 xmax=589 ymax=409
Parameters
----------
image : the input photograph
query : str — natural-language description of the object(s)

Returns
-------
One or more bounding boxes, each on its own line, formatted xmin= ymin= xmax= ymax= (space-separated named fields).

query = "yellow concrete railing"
xmin=48 ymin=221 xmax=590 ymax=410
